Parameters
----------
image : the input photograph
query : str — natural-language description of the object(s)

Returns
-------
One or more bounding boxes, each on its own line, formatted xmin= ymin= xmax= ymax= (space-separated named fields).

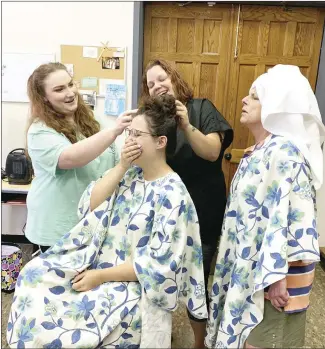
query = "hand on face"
xmin=114 ymin=109 xmax=138 ymax=136
xmin=175 ymin=100 xmax=190 ymax=130
xmin=120 ymin=139 xmax=142 ymax=170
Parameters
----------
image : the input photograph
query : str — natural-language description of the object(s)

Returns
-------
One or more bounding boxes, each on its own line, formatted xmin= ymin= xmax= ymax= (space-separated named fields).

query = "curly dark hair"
xmin=141 ymin=59 xmax=193 ymax=104
xmin=136 ymin=94 xmax=179 ymax=157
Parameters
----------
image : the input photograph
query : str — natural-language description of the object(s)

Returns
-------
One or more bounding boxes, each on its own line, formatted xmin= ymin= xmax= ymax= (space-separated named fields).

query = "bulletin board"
xmin=60 ymin=45 xmax=125 ymax=95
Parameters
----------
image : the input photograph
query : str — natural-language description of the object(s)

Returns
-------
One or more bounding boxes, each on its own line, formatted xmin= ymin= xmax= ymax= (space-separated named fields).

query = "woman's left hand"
xmin=176 ymin=100 xmax=190 ymax=130
xmin=268 ymin=278 xmax=289 ymax=311
xmin=72 ymin=269 xmax=104 ymax=292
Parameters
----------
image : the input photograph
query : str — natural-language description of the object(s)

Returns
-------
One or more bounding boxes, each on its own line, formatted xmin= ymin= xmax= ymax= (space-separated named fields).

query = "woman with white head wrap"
xmin=254 ymin=65 xmax=324 ymax=189
xmin=205 ymin=65 xmax=325 ymax=349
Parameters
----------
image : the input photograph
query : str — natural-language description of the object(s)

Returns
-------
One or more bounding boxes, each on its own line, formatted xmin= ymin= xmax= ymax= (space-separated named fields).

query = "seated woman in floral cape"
xmin=205 ymin=65 xmax=325 ymax=349
xmin=7 ymin=95 xmax=207 ymax=349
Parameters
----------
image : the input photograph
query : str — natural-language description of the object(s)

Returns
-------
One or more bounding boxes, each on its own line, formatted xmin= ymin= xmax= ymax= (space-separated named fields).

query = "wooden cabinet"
xmin=2 ymin=181 xmax=30 ymax=239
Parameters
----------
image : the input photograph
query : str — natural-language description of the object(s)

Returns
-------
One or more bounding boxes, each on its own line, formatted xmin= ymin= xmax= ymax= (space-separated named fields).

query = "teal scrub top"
xmin=25 ymin=121 xmax=119 ymax=246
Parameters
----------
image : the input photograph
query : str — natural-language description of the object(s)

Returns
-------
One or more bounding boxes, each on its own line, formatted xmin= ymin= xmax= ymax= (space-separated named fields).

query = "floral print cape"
xmin=7 ymin=167 xmax=207 ymax=348
xmin=205 ymin=135 xmax=319 ymax=348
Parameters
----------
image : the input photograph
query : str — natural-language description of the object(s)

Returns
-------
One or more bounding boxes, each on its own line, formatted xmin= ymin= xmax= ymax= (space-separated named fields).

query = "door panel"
xmin=144 ymin=3 xmax=233 ymax=114
xmin=223 ymin=5 xmax=325 ymax=187
xmin=144 ymin=3 xmax=234 ymax=186
xmin=143 ymin=2 xmax=325 ymax=192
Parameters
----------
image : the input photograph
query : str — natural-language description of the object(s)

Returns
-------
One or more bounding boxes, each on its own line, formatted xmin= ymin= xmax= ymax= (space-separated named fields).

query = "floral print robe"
xmin=205 ymin=135 xmax=320 ymax=348
xmin=7 ymin=167 xmax=207 ymax=349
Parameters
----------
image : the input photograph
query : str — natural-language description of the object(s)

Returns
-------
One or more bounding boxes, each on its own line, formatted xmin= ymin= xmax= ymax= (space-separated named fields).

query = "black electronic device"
xmin=5 ymin=148 xmax=33 ymax=185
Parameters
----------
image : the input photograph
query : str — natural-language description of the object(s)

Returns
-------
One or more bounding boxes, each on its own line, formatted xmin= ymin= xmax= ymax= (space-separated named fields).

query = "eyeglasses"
xmin=125 ymin=128 xmax=156 ymax=138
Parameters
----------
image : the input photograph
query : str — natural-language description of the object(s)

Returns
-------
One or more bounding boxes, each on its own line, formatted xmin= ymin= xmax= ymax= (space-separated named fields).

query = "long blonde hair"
xmin=26 ymin=62 xmax=100 ymax=145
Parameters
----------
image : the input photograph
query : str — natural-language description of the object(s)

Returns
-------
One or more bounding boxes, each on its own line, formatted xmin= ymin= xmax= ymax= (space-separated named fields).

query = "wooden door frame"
xmin=316 ymin=22 xmax=325 ymax=124
xmin=132 ymin=2 xmax=325 ymax=118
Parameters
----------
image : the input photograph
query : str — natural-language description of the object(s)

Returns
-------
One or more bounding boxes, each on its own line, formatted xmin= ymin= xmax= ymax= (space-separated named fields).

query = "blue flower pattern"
xmin=205 ymin=135 xmax=320 ymax=348
xmin=7 ymin=168 xmax=207 ymax=348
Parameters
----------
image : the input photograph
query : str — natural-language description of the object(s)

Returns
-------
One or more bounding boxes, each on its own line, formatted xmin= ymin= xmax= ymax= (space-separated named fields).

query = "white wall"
xmin=2 ymin=1 xmax=134 ymax=166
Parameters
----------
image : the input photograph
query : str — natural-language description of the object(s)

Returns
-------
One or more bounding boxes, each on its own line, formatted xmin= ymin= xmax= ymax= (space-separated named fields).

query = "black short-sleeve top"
xmin=167 ymin=98 xmax=234 ymax=242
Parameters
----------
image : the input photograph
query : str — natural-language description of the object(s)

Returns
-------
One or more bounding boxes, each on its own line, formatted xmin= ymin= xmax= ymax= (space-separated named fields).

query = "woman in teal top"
xmin=25 ymin=62 xmax=138 ymax=252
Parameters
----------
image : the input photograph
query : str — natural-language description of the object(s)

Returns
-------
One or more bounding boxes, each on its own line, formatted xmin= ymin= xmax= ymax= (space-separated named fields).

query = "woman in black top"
xmin=141 ymin=59 xmax=234 ymax=348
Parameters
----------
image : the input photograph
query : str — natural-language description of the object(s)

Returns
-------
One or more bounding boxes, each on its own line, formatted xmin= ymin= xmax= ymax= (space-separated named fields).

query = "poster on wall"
xmin=104 ymin=84 xmax=126 ymax=116
xmin=2 ymin=53 xmax=55 ymax=102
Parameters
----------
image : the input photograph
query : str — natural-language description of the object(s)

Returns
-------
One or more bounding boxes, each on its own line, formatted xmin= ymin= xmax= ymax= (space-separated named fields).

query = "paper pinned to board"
xmin=104 ymin=84 xmax=126 ymax=116
xmin=99 ymin=79 xmax=124 ymax=96
xmin=79 ymin=89 xmax=96 ymax=107
xmin=83 ymin=46 xmax=98 ymax=59
xmin=81 ymin=77 xmax=98 ymax=88
xmin=102 ymin=57 xmax=120 ymax=70
xmin=113 ymin=51 xmax=124 ymax=58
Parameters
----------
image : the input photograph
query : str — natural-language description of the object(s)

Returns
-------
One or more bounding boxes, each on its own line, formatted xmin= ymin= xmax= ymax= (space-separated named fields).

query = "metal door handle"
xmin=224 ymin=153 xmax=232 ymax=161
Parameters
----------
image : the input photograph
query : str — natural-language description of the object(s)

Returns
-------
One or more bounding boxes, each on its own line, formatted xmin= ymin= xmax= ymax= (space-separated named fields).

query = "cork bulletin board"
xmin=60 ymin=44 xmax=125 ymax=95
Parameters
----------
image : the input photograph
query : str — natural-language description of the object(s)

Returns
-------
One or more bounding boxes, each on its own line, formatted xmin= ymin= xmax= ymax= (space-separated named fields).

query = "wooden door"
xmin=224 ymin=5 xmax=325 ymax=186
xmin=143 ymin=2 xmax=234 ymax=185
xmin=143 ymin=2 xmax=325 ymax=191
xmin=143 ymin=3 xmax=233 ymax=114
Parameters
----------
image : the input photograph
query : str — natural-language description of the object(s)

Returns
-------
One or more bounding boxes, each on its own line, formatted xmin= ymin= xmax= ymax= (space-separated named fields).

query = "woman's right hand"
xmin=120 ymin=140 xmax=142 ymax=170
xmin=114 ymin=109 xmax=138 ymax=136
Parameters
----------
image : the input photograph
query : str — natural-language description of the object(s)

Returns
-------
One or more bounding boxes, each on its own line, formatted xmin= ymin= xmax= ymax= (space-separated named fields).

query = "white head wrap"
xmin=252 ymin=64 xmax=325 ymax=190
